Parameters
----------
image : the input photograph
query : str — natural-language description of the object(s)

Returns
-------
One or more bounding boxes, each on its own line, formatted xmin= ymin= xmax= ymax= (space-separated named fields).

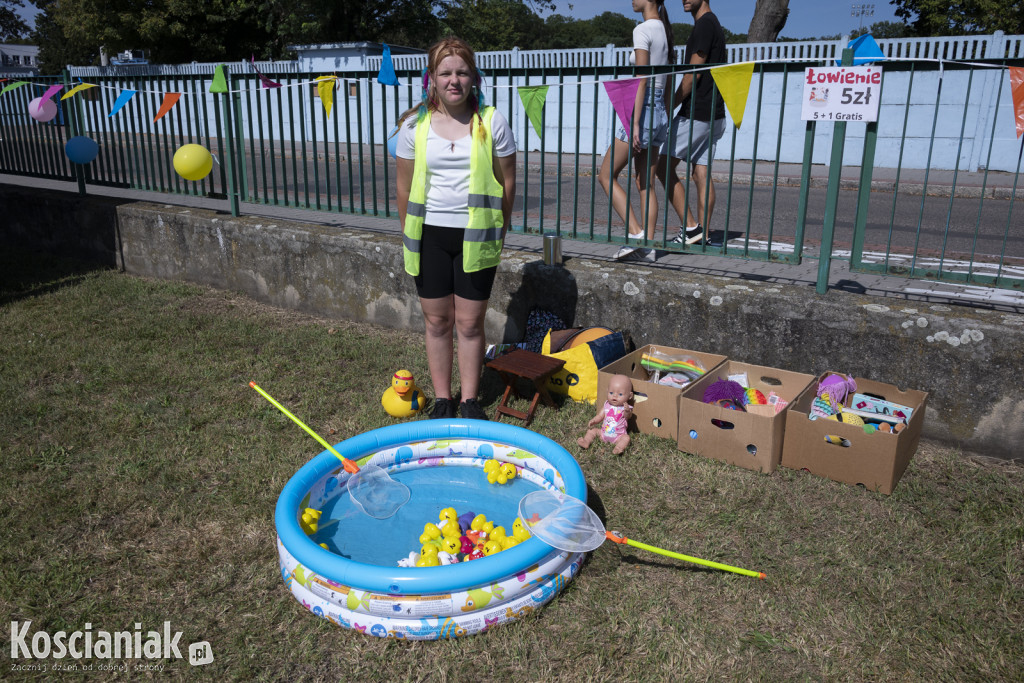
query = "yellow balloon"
xmin=173 ymin=144 xmax=213 ymax=181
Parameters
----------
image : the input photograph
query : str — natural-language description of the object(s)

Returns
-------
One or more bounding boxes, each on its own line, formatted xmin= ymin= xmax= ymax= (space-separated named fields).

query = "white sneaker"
xmin=617 ymin=232 xmax=651 ymax=260
xmin=621 ymin=247 xmax=656 ymax=263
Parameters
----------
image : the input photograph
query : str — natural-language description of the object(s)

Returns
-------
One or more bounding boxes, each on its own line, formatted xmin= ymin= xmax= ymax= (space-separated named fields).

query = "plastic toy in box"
xmin=640 ymin=349 xmax=706 ymax=389
xmin=846 ymin=393 xmax=913 ymax=427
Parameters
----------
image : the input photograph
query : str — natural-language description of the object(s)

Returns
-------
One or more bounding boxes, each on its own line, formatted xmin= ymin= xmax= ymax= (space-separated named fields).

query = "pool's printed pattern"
xmin=280 ymin=538 xmax=582 ymax=639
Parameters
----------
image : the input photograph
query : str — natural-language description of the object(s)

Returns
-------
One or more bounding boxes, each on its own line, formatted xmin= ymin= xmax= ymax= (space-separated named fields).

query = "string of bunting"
xmin=3 ymin=36 xmax=1023 ymax=137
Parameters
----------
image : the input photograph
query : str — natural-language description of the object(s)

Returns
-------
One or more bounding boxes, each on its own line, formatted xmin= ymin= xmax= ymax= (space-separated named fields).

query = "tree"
xmin=1 ymin=0 xmax=28 ymax=41
xmin=442 ymin=0 xmax=545 ymax=51
xmin=813 ymin=20 xmax=911 ymax=42
xmin=33 ymin=0 xmax=447 ymax=66
xmin=584 ymin=12 xmax=636 ymax=48
xmin=297 ymin=0 xmax=445 ymax=51
xmin=747 ymin=0 xmax=789 ymax=43
xmin=542 ymin=13 xmax=591 ymax=49
xmin=855 ymin=20 xmax=910 ymax=39
xmin=891 ymin=0 xmax=1023 ymax=35
xmin=32 ymin=0 xmax=99 ymax=71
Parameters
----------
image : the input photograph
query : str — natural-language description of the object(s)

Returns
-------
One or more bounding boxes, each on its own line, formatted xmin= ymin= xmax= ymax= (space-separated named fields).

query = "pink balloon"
xmin=29 ymin=97 xmax=58 ymax=123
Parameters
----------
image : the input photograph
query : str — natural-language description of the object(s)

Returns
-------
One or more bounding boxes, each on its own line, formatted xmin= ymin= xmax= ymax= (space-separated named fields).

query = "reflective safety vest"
xmin=403 ymin=106 xmax=506 ymax=276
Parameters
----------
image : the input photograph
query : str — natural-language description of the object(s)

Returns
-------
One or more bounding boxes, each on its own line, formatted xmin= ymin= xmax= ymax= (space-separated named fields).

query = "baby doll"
xmin=577 ymin=374 xmax=633 ymax=455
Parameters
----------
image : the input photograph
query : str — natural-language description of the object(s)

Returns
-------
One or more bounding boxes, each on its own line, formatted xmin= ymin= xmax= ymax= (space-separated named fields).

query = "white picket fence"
xmin=64 ymin=33 xmax=1024 ymax=172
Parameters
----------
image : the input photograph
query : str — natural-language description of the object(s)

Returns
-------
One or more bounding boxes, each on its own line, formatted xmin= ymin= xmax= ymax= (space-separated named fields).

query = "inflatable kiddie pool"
xmin=275 ymin=421 xmax=587 ymax=640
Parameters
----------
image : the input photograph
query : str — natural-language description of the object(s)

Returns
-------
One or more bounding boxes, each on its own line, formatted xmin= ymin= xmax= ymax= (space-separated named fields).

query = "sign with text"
xmin=801 ymin=66 xmax=882 ymax=122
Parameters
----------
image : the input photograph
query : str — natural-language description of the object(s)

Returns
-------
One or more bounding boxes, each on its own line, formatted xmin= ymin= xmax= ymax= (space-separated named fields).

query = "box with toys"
xmin=780 ymin=373 xmax=928 ymax=494
xmin=596 ymin=345 xmax=727 ymax=440
xmin=676 ymin=361 xmax=815 ymax=473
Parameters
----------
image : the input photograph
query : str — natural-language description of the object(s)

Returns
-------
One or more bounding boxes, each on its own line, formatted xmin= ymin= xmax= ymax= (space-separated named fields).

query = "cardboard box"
xmin=780 ymin=375 xmax=928 ymax=494
xmin=676 ymin=361 xmax=815 ymax=473
xmin=596 ymin=345 xmax=727 ymax=440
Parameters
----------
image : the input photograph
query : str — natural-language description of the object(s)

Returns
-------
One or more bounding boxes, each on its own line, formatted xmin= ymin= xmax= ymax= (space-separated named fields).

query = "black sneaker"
xmin=429 ymin=397 xmax=456 ymax=419
xmin=670 ymin=224 xmax=702 ymax=245
xmin=684 ymin=225 xmax=708 ymax=244
xmin=459 ymin=398 xmax=489 ymax=420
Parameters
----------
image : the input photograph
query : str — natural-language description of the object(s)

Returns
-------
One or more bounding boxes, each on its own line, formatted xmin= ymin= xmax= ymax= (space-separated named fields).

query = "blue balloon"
xmin=387 ymin=126 xmax=399 ymax=159
xmin=65 ymin=136 xmax=99 ymax=165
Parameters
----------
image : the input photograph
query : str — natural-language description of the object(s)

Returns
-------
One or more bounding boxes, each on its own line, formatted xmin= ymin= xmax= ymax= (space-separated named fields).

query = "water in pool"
xmin=313 ymin=465 xmax=543 ymax=566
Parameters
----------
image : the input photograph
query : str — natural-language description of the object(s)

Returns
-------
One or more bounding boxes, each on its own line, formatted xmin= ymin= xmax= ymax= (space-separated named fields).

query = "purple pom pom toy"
xmin=703 ymin=379 xmax=747 ymax=412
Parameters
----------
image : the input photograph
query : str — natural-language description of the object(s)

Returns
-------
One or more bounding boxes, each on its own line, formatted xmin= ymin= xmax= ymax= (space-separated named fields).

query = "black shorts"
xmin=413 ymin=224 xmax=497 ymax=301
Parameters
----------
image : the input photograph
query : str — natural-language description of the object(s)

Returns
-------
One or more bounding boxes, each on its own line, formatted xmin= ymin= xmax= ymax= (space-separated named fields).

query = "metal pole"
xmin=64 ymin=68 xmax=88 ymax=196
xmin=220 ymin=66 xmax=241 ymax=217
xmin=816 ymin=47 xmax=854 ymax=294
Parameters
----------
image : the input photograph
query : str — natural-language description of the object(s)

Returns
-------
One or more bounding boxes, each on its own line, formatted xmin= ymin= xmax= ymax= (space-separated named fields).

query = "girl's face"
xmin=432 ymin=55 xmax=475 ymax=112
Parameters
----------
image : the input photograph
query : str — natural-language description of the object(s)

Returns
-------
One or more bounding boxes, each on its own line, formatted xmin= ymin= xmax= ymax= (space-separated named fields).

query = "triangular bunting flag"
xmin=837 ymin=34 xmax=886 ymax=66
xmin=0 ymin=80 xmax=29 ymax=96
xmin=377 ymin=44 xmax=399 ymax=86
xmin=1010 ymin=66 xmax=1024 ymax=138
xmin=603 ymin=78 xmax=641 ymax=133
xmin=210 ymin=65 xmax=228 ymax=93
xmin=107 ymin=89 xmax=137 ymax=117
xmin=62 ymin=83 xmax=97 ymax=100
xmin=154 ymin=93 xmax=181 ymax=122
xmin=249 ymin=56 xmax=282 ymax=88
xmin=39 ymin=84 xmax=64 ymax=109
xmin=517 ymin=85 xmax=549 ymax=137
xmin=316 ymin=76 xmax=336 ymax=118
xmin=710 ymin=62 xmax=755 ymax=129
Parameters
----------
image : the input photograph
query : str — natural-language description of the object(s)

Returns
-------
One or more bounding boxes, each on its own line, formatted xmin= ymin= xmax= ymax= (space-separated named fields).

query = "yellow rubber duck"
xmin=382 ymin=369 xmax=425 ymax=418
xmin=419 ymin=523 xmax=442 ymax=546
xmin=513 ymin=518 xmax=532 ymax=543
xmin=300 ymin=508 xmax=321 ymax=535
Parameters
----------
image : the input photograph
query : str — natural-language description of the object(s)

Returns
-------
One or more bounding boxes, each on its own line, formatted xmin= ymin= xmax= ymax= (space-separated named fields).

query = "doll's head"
xmin=607 ymin=374 xmax=634 ymax=407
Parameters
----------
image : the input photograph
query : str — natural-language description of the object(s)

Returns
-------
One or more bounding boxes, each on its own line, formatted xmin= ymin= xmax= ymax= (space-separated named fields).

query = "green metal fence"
xmin=1 ymin=56 xmax=1021 ymax=293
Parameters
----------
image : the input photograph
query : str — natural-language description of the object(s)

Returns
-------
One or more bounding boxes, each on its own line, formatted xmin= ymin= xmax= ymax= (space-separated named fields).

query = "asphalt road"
xmin=230 ymin=151 xmax=1022 ymax=265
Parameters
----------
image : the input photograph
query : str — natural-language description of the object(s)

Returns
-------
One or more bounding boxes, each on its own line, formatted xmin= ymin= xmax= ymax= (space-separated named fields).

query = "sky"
xmin=555 ymin=0 xmax=903 ymax=39
xmin=14 ymin=0 xmax=903 ymax=41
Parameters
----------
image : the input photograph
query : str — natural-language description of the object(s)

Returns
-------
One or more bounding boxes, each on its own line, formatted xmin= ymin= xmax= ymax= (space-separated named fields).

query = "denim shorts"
xmin=614 ymin=89 xmax=668 ymax=150
xmin=661 ymin=116 xmax=726 ymax=166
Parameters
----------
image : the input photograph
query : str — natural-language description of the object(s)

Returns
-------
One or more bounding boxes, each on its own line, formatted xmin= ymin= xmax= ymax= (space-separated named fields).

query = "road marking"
xmin=740 ymin=239 xmax=1024 ymax=304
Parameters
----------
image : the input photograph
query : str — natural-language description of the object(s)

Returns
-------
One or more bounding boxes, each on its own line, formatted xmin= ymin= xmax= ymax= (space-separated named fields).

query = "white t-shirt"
xmin=630 ymin=19 xmax=670 ymax=91
xmin=397 ymin=109 xmax=516 ymax=228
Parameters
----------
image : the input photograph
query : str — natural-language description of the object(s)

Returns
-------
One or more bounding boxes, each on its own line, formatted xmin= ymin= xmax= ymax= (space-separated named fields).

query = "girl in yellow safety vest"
xmin=395 ymin=37 xmax=517 ymax=421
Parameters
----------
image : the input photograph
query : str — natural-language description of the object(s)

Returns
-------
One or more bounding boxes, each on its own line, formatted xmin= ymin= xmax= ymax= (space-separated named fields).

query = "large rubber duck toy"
xmin=382 ymin=369 xmax=425 ymax=418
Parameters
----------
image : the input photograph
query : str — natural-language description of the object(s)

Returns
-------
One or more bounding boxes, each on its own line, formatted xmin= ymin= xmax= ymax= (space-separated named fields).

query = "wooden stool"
xmin=486 ymin=349 xmax=566 ymax=426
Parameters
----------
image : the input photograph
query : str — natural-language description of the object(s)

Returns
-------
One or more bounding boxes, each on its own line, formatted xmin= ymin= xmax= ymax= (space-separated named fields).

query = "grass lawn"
xmin=1 ymin=249 xmax=1022 ymax=681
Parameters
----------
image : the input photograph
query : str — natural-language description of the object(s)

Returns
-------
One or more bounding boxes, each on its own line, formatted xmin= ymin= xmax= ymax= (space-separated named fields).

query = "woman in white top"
xmin=395 ymin=37 xmax=517 ymax=420
xmin=598 ymin=0 xmax=674 ymax=262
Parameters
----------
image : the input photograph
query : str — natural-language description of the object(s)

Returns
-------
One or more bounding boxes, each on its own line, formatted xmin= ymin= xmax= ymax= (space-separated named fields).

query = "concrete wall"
xmin=3 ymin=184 xmax=1022 ymax=459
